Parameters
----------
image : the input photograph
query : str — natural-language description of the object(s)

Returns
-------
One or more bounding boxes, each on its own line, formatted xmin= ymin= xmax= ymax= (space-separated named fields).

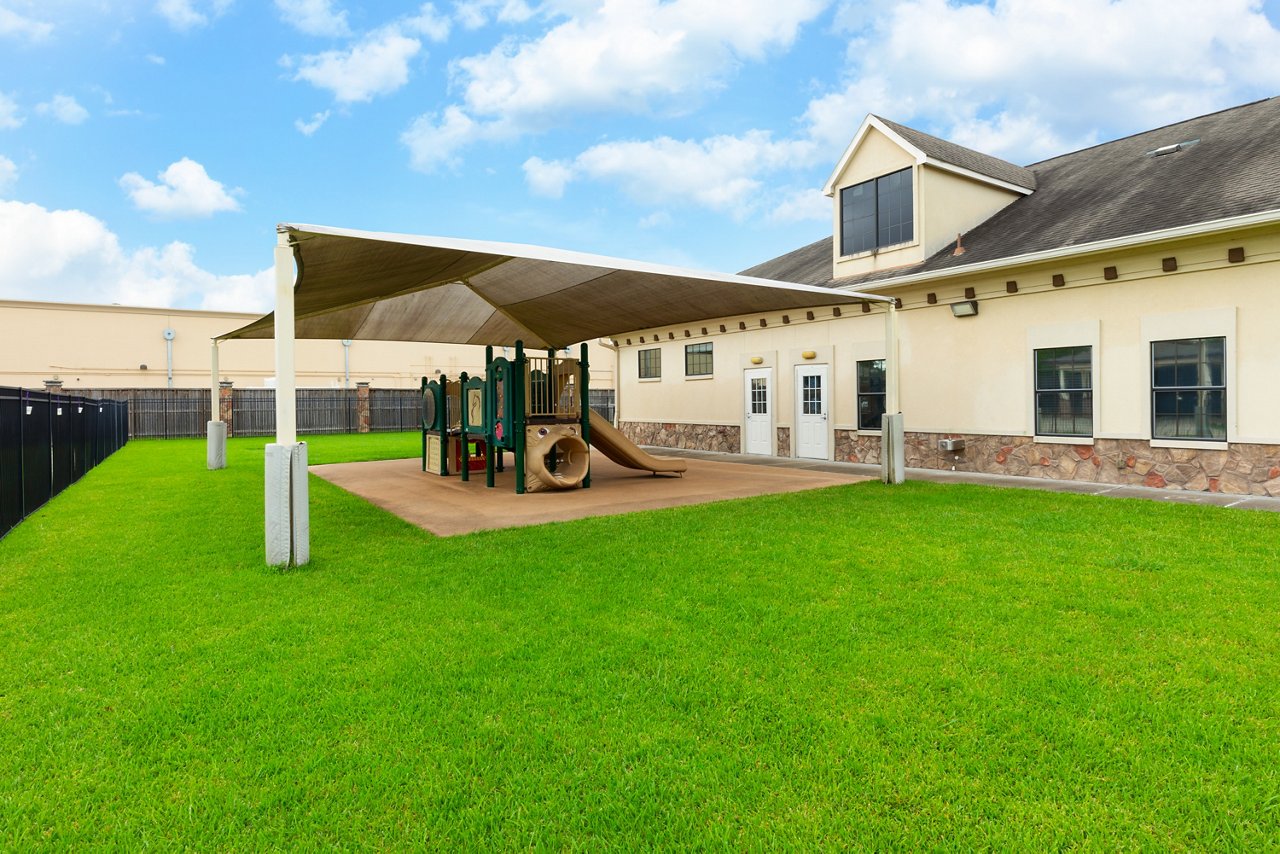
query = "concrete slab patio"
xmin=311 ymin=449 xmax=871 ymax=536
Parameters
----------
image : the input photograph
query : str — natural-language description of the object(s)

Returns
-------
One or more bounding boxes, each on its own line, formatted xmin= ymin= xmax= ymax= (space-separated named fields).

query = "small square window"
xmin=685 ymin=342 xmax=713 ymax=377
xmin=638 ymin=348 xmax=661 ymax=380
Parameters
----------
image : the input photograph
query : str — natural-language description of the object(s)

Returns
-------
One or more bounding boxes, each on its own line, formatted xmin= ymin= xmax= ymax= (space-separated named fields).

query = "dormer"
xmin=824 ymin=115 xmax=1037 ymax=280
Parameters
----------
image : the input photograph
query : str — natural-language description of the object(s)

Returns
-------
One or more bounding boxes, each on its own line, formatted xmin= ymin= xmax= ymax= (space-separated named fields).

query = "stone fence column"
xmin=219 ymin=381 xmax=234 ymax=436
xmin=357 ymin=382 xmax=371 ymax=433
xmin=44 ymin=379 xmax=63 ymax=394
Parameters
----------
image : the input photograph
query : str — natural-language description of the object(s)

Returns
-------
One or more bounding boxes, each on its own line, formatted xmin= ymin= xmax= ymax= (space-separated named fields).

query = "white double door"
xmin=794 ymin=364 xmax=829 ymax=460
xmin=743 ymin=368 xmax=773 ymax=455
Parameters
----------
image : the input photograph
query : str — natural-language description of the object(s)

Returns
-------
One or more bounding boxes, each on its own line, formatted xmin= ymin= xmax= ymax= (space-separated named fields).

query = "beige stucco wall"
xmin=0 ymin=300 xmax=615 ymax=391
xmin=617 ymin=227 xmax=1280 ymax=454
xmin=918 ymin=166 xmax=1023 ymax=260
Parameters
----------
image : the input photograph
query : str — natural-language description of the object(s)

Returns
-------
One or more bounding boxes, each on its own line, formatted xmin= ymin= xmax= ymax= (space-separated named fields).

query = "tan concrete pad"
xmin=311 ymin=450 xmax=869 ymax=536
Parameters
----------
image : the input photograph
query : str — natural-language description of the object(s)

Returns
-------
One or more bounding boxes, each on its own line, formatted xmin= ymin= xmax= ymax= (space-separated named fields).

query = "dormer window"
xmin=840 ymin=167 xmax=913 ymax=256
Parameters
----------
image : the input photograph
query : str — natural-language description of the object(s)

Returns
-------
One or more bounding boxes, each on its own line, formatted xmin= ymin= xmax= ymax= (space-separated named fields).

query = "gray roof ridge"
xmin=1023 ymin=95 xmax=1277 ymax=168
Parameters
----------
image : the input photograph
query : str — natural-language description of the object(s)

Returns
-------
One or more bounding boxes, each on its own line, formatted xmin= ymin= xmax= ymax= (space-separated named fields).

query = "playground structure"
xmin=421 ymin=342 xmax=686 ymax=494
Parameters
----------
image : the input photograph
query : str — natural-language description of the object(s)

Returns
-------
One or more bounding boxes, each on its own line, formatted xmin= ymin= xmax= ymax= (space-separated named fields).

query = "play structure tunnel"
xmin=524 ymin=424 xmax=591 ymax=492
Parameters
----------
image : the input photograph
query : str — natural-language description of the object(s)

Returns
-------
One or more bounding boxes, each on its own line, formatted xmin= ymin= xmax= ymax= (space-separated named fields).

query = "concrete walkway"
xmin=649 ymin=447 xmax=1280 ymax=513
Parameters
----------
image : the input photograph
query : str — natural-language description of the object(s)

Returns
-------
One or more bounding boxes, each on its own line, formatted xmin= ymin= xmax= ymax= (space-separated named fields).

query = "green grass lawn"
xmin=2 ymin=433 xmax=1279 ymax=849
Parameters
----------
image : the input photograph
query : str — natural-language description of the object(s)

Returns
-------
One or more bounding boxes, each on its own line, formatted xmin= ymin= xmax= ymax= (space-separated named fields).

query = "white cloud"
xmin=0 ymin=5 xmax=53 ymax=41
xmin=769 ymin=187 xmax=829 ymax=224
xmin=155 ymin=0 xmax=232 ymax=31
xmin=146 ymin=53 xmax=166 ymax=65
xmin=286 ymin=27 xmax=422 ymax=103
xmin=519 ymin=0 xmax=1280 ymax=227
xmin=0 ymin=92 xmax=21 ymax=129
xmin=404 ymin=3 xmax=451 ymax=41
xmin=401 ymin=105 xmax=484 ymax=171
xmin=0 ymin=154 xmax=17 ymax=193
xmin=119 ymin=158 xmax=241 ymax=218
xmin=453 ymin=0 xmax=535 ymax=29
xmin=275 ymin=0 xmax=351 ymax=37
xmin=403 ymin=0 xmax=830 ymax=169
xmin=36 ymin=94 xmax=89 ymax=125
xmin=523 ymin=131 xmax=810 ymax=216
xmin=637 ymin=210 xmax=671 ymax=229
xmin=821 ymin=0 xmax=1280 ymax=163
xmin=294 ymin=110 xmax=330 ymax=135
xmin=522 ymin=156 xmax=573 ymax=198
xmin=0 ymin=199 xmax=272 ymax=310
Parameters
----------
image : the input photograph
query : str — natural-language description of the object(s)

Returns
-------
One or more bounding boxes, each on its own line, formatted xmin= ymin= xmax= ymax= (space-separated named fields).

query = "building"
xmin=614 ymin=97 xmax=1280 ymax=496
xmin=0 ymin=300 xmax=615 ymax=392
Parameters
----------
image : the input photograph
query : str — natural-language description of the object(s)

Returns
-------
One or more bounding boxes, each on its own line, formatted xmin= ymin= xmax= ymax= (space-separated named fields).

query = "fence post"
xmin=219 ymin=381 xmax=234 ymax=437
xmin=357 ymin=382 xmax=371 ymax=433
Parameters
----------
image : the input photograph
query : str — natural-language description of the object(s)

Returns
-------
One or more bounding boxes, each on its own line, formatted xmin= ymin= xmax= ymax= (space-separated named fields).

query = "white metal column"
xmin=206 ymin=341 xmax=226 ymax=470
xmin=265 ymin=229 xmax=309 ymax=567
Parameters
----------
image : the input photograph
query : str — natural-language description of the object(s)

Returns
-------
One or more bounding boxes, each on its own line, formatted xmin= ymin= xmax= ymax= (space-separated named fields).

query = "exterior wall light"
xmin=801 ymin=351 xmax=817 ymax=360
xmin=950 ymin=300 xmax=979 ymax=317
xmin=750 ymin=356 xmax=764 ymax=365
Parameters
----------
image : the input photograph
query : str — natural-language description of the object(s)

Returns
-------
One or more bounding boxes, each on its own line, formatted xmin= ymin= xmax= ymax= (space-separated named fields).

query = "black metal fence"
xmin=589 ymin=389 xmax=616 ymax=424
xmin=1 ymin=387 xmax=129 ymax=540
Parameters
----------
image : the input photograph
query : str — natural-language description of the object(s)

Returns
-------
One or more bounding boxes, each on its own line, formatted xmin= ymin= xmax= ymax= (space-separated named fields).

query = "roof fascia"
xmin=838 ymin=207 xmax=1280 ymax=292
xmin=923 ymin=159 xmax=1035 ymax=195
xmin=821 ymin=115 xmax=925 ymax=197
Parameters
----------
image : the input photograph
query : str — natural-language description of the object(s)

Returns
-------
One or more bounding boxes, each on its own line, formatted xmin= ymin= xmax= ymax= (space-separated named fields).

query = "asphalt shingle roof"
xmin=874 ymin=116 xmax=1037 ymax=190
xmin=743 ymin=97 xmax=1280 ymax=289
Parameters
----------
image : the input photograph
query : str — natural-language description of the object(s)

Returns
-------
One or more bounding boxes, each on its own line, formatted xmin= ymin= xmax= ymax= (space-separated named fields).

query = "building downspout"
xmin=163 ymin=327 xmax=176 ymax=388
xmin=881 ymin=301 xmax=905 ymax=484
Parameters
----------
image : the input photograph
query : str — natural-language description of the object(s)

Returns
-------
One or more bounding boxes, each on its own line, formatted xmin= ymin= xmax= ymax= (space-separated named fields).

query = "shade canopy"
xmin=220 ymin=223 xmax=890 ymax=348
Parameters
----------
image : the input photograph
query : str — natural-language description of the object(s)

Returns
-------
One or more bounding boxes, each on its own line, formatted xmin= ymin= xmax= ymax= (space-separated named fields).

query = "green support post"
xmin=458 ymin=371 xmax=470 ymax=483
xmin=514 ymin=342 xmax=526 ymax=495
xmin=579 ymin=342 xmax=591 ymax=489
xmin=438 ymin=372 xmax=449 ymax=477
xmin=484 ymin=346 xmax=495 ymax=489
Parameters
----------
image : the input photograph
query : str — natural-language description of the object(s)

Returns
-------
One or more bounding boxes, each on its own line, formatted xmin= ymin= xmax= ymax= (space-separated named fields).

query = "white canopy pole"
xmin=206 ymin=340 xmax=226 ymax=470
xmin=266 ymin=230 xmax=309 ymax=567
xmin=274 ymin=231 xmax=297 ymax=444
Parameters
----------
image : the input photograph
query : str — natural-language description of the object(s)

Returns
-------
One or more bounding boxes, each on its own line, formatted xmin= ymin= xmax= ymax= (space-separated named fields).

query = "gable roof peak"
xmin=823 ymin=114 xmax=1037 ymax=196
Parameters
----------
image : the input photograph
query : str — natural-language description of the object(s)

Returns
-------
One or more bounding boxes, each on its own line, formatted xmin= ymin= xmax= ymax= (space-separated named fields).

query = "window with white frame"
xmin=638 ymin=348 xmax=661 ymax=380
xmin=1151 ymin=337 xmax=1226 ymax=440
xmin=1034 ymin=346 xmax=1093 ymax=437
xmin=684 ymin=342 xmax=713 ymax=377
xmin=840 ymin=167 xmax=913 ymax=256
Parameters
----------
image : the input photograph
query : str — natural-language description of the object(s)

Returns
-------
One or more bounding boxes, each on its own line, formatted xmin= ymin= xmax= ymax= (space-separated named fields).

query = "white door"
xmin=743 ymin=368 xmax=773 ymax=455
xmin=795 ymin=364 xmax=829 ymax=459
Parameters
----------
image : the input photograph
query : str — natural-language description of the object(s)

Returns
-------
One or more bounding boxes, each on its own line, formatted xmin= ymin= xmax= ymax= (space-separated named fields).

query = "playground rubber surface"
xmin=311 ymin=449 xmax=870 ymax=536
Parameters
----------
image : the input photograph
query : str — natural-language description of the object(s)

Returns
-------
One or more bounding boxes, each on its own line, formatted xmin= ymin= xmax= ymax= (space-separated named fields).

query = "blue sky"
xmin=2 ymin=0 xmax=1279 ymax=312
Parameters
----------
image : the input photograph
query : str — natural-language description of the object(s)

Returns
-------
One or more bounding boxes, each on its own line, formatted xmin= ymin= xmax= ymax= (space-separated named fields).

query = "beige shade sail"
xmin=219 ymin=223 xmax=890 ymax=348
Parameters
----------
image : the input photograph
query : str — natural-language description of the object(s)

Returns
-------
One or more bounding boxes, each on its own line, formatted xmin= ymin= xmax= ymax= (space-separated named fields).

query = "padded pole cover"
xmin=207 ymin=420 xmax=227 ymax=470
xmin=881 ymin=413 xmax=905 ymax=485
xmin=265 ymin=442 xmax=310 ymax=567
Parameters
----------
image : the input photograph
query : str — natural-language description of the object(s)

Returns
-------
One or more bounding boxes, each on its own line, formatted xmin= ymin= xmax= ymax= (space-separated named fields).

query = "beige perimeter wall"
xmin=0 ymin=300 xmax=615 ymax=391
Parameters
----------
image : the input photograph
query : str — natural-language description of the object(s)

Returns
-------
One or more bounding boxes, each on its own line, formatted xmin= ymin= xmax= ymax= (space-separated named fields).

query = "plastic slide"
xmin=587 ymin=409 xmax=688 ymax=475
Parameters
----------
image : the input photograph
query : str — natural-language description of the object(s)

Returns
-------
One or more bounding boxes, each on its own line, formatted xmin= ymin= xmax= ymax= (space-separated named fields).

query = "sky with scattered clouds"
xmin=1 ymin=0 xmax=1278 ymax=312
